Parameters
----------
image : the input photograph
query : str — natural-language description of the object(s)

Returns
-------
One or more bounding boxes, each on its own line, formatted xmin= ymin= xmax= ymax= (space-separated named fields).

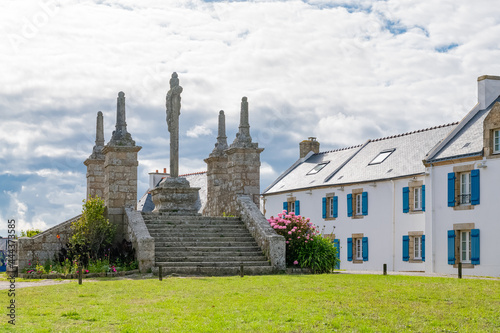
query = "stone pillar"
xmin=84 ymin=111 xmax=105 ymax=199
xmin=204 ymin=111 xmax=230 ymax=216
xmin=224 ymin=97 xmax=264 ymax=215
xmin=103 ymin=92 xmax=142 ymax=240
xmin=299 ymin=137 xmax=320 ymax=158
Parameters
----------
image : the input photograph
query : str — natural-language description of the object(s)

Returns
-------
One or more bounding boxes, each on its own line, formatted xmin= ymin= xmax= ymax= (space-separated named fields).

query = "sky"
xmin=1 ymin=0 xmax=500 ymax=235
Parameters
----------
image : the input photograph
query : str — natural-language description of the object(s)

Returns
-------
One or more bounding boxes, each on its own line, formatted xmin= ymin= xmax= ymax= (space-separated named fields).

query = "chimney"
xmin=478 ymin=75 xmax=500 ymax=109
xmin=299 ymin=137 xmax=320 ymax=159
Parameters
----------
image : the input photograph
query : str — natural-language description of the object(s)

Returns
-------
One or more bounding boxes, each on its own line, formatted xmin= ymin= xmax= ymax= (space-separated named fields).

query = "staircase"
xmin=142 ymin=213 xmax=274 ymax=276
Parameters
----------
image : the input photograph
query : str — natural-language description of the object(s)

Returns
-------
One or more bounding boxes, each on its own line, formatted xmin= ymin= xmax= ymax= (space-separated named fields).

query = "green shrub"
xmin=296 ymin=235 xmax=338 ymax=273
xmin=69 ymin=196 xmax=115 ymax=262
xmin=20 ymin=229 xmax=42 ymax=237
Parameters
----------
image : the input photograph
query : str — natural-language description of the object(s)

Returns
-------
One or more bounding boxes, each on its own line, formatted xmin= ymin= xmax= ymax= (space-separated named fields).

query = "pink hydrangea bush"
xmin=267 ymin=211 xmax=320 ymax=267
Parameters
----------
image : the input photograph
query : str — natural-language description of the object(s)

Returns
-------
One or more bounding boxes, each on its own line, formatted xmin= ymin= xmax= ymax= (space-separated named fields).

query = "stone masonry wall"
xmin=84 ymin=158 xmax=105 ymax=199
xmin=17 ymin=215 xmax=80 ymax=271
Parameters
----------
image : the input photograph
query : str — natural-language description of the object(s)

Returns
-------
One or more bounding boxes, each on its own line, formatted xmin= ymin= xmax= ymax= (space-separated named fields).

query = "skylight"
xmin=369 ymin=149 xmax=395 ymax=165
xmin=307 ymin=162 xmax=329 ymax=175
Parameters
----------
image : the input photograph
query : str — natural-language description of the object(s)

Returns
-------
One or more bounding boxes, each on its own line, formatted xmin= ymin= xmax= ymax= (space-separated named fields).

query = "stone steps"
xmin=142 ymin=213 xmax=273 ymax=276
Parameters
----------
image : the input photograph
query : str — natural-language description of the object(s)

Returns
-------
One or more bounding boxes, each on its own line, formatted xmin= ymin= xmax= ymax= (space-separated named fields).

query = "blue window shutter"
xmin=362 ymin=192 xmax=368 ymax=215
xmin=362 ymin=237 xmax=368 ymax=261
xmin=402 ymin=235 xmax=409 ymax=261
xmin=447 ymin=173 xmax=456 ymax=207
xmin=283 ymin=201 xmax=288 ymax=213
xmin=347 ymin=194 xmax=353 ymax=217
xmin=333 ymin=196 xmax=338 ymax=218
xmin=347 ymin=238 xmax=353 ymax=261
xmin=471 ymin=229 xmax=480 ymax=265
xmin=403 ymin=187 xmax=410 ymax=213
xmin=295 ymin=200 xmax=300 ymax=215
xmin=447 ymin=230 xmax=456 ymax=265
xmin=471 ymin=169 xmax=480 ymax=205
xmin=421 ymin=235 xmax=426 ymax=262
xmin=322 ymin=197 xmax=326 ymax=218
xmin=422 ymin=185 xmax=426 ymax=212
xmin=333 ymin=239 xmax=340 ymax=269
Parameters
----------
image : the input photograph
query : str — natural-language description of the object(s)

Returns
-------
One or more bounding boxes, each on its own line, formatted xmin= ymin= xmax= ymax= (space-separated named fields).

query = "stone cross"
xmin=231 ymin=97 xmax=253 ymax=148
xmin=166 ymin=72 xmax=183 ymax=178
xmin=211 ymin=110 xmax=228 ymax=156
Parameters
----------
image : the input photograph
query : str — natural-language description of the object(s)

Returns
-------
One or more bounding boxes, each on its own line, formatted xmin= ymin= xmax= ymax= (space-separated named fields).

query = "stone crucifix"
xmin=166 ymin=72 xmax=183 ymax=178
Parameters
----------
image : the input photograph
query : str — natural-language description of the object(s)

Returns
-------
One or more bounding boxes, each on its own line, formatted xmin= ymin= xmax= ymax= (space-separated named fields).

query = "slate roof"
xmin=426 ymin=97 xmax=500 ymax=163
xmin=263 ymin=123 xmax=458 ymax=195
xmin=138 ymin=171 xmax=207 ymax=213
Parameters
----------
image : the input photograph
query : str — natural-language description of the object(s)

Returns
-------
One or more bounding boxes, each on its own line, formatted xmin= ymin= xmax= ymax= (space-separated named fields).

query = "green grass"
xmin=1 ymin=274 xmax=499 ymax=332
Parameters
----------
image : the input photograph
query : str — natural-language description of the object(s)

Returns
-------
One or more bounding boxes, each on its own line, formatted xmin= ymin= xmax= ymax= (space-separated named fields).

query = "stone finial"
xmin=231 ymin=97 xmax=256 ymax=148
xmin=210 ymin=110 xmax=228 ymax=157
xmin=109 ymin=91 xmax=135 ymax=146
xmin=89 ymin=111 xmax=105 ymax=159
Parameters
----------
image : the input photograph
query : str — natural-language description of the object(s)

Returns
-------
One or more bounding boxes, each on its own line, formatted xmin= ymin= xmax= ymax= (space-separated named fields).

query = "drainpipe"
xmin=391 ymin=179 xmax=396 ymax=271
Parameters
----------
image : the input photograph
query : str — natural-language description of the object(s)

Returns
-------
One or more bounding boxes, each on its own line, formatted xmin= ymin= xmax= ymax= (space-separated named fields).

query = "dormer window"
xmin=307 ymin=162 xmax=329 ymax=175
xmin=368 ymin=149 xmax=395 ymax=165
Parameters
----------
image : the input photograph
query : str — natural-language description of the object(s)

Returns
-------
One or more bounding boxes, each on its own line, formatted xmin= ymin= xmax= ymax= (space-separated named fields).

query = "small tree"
xmin=69 ymin=196 xmax=115 ymax=261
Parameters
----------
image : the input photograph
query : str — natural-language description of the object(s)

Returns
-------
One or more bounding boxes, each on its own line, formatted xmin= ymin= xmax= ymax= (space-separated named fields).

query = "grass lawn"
xmin=1 ymin=273 xmax=499 ymax=332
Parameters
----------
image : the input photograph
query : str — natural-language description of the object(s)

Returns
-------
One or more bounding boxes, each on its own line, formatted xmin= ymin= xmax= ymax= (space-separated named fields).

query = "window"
xmin=348 ymin=190 xmax=368 ymax=218
xmin=460 ymin=231 xmax=471 ymax=263
xmin=368 ymin=149 xmax=395 ymax=165
xmin=307 ymin=162 xmax=329 ymax=175
xmin=448 ymin=225 xmax=480 ymax=266
xmin=403 ymin=183 xmax=425 ymax=213
xmin=402 ymin=233 xmax=425 ymax=262
xmin=495 ymin=130 xmax=500 ymax=153
xmin=448 ymin=166 xmax=480 ymax=208
xmin=355 ymin=238 xmax=362 ymax=260
xmin=288 ymin=201 xmax=296 ymax=213
xmin=355 ymin=194 xmax=362 ymax=215
xmin=414 ymin=236 xmax=422 ymax=260
xmin=348 ymin=235 xmax=368 ymax=263
xmin=283 ymin=199 xmax=300 ymax=215
xmin=322 ymin=194 xmax=338 ymax=219
xmin=414 ymin=187 xmax=422 ymax=211
xmin=460 ymin=172 xmax=471 ymax=205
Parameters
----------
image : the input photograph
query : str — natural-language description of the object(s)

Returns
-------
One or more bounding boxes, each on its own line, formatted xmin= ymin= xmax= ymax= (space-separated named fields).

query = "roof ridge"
xmin=318 ymin=144 xmax=363 ymax=155
xmin=370 ymin=122 xmax=459 ymax=142
xmin=179 ymin=171 xmax=207 ymax=177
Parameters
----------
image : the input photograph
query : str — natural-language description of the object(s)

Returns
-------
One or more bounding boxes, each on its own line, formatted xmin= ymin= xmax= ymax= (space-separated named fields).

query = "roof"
xmin=263 ymin=123 xmax=457 ymax=195
xmin=426 ymin=97 xmax=500 ymax=163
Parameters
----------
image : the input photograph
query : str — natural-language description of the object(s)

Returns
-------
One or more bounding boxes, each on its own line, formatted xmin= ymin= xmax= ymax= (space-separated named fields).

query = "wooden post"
xmin=159 ymin=266 xmax=163 ymax=281
xmin=78 ymin=266 xmax=83 ymax=285
xmin=458 ymin=262 xmax=462 ymax=279
xmin=240 ymin=264 xmax=244 ymax=277
xmin=383 ymin=263 xmax=387 ymax=276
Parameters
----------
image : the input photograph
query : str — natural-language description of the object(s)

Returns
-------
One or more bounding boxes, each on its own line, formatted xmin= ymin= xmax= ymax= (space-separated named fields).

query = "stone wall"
xmin=124 ymin=208 xmax=154 ymax=273
xmin=236 ymin=195 xmax=286 ymax=271
xmin=17 ymin=215 xmax=80 ymax=271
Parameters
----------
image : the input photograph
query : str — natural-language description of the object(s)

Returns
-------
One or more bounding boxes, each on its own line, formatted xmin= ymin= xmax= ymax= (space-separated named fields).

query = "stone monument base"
xmin=151 ymin=177 xmax=201 ymax=215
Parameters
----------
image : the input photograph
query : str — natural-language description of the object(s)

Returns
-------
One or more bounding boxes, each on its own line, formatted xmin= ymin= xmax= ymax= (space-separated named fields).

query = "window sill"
xmin=351 ymin=215 xmax=364 ymax=219
xmin=353 ymin=260 xmax=364 ymax=264
xmin=409 ymin=259 xmax=423 ymax=263
xmin=453 ymin=263 xmax=474 ymax=269
xmin=453 ymin=204 xmax=474 ymax=211
xmin=325 ymin=217 xmax=336 ymax=221
xmin=409 ymin=210 xmax=424 ymax=215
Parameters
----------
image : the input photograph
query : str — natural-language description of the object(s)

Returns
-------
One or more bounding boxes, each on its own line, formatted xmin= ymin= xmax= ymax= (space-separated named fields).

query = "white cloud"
xmin=186 ymin=125 xmax=213 ymax=138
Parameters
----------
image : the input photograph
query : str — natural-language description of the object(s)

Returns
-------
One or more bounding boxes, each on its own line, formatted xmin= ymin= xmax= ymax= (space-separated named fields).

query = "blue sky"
xmin=1 ymin=0 xmax=500 ymax=234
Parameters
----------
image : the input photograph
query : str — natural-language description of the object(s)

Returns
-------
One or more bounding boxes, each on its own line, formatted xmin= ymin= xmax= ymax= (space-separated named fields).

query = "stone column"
xmin=103 ymin=92 xmax=142 ymax=240
xmin=84 ymin=111 xmax=105 ymax=199
xmin=204 ymin=110 xmax=230 ymax=216
xmin=224 ymin=97 xmax=264 ymax=215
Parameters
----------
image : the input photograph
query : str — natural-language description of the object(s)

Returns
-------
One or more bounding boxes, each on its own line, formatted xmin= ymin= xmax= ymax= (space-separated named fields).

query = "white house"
xmin=262 ymin=75 xmax=500 ymax=277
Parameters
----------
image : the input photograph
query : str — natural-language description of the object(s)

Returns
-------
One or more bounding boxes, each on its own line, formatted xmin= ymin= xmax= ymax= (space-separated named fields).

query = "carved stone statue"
xmin=166 ymin=72 xmax=183 ymax=178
